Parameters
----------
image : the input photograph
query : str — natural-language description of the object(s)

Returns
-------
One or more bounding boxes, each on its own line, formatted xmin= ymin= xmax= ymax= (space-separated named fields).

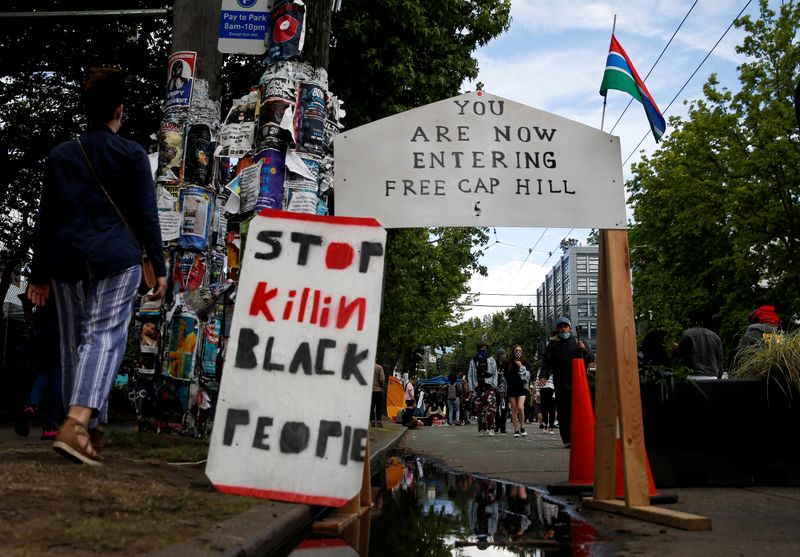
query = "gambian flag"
xmin=600 ymin=34 xmax=666 ymax=142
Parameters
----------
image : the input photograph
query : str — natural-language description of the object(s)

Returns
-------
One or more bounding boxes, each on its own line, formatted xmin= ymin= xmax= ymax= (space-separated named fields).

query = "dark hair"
xmin=83 ymin=67 xmax=125 ymax=124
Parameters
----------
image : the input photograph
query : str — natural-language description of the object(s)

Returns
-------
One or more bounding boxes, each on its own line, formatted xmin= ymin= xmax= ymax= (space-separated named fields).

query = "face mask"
xmin=559 ymin=332 xmax=571 ymax=340
xmin=513 ymin=351 xmax=522 ymax=358
xmin=478 ymin=348 xmax=488 ymax=359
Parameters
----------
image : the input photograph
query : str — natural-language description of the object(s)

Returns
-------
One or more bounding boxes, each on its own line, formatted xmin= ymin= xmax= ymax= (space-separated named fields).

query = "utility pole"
xmin=300 ymin=0 xmax=333 ymax=70
xmin=171 ymin=0 xmax=223 ymax=101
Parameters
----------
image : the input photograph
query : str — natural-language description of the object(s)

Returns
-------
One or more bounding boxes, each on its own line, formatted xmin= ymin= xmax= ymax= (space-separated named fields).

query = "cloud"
xmin=464 ymin=258 xmax=546 ymax=321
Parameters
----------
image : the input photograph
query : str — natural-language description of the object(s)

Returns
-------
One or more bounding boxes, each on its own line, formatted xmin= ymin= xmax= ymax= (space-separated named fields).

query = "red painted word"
xmin=249 ymin=282 xmax=366 ymax=331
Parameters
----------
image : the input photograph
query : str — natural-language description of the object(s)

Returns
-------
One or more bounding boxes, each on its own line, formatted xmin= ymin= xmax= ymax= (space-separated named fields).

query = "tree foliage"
xmin=440 ymin=304 xmax=545 ymax=375
xmin=0 ymin=0 xmax=172 ymax=304
xmin=330 ymin=0 xmax=511 ymax=127
xmin=329 ymin=1 xmax=511 ymax=369
xmin=628 ymin=0 xmax=800 ymax=347
xmin=378 ymin=227 xmax=488 ymax=372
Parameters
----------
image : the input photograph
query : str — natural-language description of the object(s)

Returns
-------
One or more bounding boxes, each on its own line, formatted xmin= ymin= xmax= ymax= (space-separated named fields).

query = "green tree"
xmin=0 ymin=0 xmax=172 ymax=307
xmin=329 ymin=1 xmax=510 ymax=371
xmin=330 ymin=0 xmax=512 ymax=127
xmin=628 ymin=0 xmax=800 ymax=347
xmin=378 ymin=227 xmax=488 ymax=372
xmin=486 ymin=304 xmax=545 ymax=361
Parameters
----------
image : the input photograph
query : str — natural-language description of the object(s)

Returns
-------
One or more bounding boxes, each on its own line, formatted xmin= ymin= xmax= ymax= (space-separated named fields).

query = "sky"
xmin=459 ymin=0 xmax=766 ymax=321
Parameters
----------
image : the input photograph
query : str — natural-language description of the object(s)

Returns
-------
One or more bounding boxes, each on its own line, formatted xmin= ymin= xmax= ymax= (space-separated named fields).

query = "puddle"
xmin=290 ymin=451 xmax=607 ymax=556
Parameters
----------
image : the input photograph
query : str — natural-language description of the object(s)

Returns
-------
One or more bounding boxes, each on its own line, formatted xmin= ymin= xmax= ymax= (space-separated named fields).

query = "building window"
xmin=588 ymin=277 xmax=598 ymax=294
xmin=576 ymin=254 xmax=587 ymax=273
xmin=577 ymin=277 xmax=588 ymax=294
xmin=588 ymin=254 xmax=599 ymax=273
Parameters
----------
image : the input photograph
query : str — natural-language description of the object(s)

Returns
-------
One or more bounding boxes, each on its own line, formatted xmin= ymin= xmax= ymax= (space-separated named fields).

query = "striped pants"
xmin=52 ymin=265 xmax=140 ymax=428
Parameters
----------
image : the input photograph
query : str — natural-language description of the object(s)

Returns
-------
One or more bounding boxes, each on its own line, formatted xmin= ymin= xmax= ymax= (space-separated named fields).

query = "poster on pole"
xmin=164 ymin=51 xmax=196 ymax=111
xmin=206 ymin=209 xmax=386 ymax=506
xmin=334 ymin=91 xmax=627 ymax=229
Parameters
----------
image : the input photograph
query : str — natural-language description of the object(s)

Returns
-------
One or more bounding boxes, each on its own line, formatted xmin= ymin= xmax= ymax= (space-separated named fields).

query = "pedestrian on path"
xmin=14 ymin=287 xmax=63 ymax=440
xmin=468 ymin=341 xmax=498 ymax=435
xmin=539 ymin=317 xmax=594 ymax=447
xmin=494 ymin=349 xmax=509 ymax=433
xmin=28 ymin=67 xmax=167 ymax=465
xmin=371 ymin=361 xmax=385 ymax=427
xmin=444 ymin=373 xmax=463 ymax=426
xmin=506 ymin=344 xmax=531 ymax=437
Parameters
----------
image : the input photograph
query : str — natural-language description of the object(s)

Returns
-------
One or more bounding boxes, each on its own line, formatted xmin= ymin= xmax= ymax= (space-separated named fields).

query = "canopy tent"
xmin=417 ymin=375 xmax=448 ymax=387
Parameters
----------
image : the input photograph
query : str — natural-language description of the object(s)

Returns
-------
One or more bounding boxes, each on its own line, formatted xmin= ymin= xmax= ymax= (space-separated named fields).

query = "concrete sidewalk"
xmin=398 ymin=423 xmax=800 ymax=556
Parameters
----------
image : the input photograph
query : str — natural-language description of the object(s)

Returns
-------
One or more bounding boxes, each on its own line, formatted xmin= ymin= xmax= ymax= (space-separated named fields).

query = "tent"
xmin=386 ymin=376 xmax=406 ymax=421
xmin=417 ymin=375 xmax=449 ymax=387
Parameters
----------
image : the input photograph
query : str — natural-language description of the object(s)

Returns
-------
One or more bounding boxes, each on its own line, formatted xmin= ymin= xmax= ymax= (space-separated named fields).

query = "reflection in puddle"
xmin=368 ymin=452 xmax=596 ymax=556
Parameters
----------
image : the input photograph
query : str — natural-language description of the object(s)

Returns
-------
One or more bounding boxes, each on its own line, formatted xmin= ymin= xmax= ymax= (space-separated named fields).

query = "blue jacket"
xmin=30 ymin=126 xmax=166 ymax=284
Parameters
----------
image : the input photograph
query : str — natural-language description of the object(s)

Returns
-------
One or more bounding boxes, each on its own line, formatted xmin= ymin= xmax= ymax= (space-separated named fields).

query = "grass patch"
xmin=731 ymin=329 xmax=800 ymax=398
xmin=109 ymin=431 xmax=210 ymax=462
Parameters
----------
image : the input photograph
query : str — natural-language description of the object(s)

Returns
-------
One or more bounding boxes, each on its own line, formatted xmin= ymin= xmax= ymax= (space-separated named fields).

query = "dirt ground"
xmin=0 ymin=428 xmax=259 ymax=557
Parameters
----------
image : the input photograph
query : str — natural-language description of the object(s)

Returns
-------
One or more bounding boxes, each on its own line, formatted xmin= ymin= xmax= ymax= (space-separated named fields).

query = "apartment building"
xmin=535 ymin=245 xmax=599 ymax=351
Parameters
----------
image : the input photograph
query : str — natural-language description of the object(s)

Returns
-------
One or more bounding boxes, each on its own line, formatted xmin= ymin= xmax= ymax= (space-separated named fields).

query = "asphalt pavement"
xmin=399 ymin=422 xmax=800 ymax=556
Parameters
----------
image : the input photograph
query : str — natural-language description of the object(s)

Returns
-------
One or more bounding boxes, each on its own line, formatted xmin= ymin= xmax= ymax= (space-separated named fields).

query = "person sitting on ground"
xmin=396 ymin=400 xmax=423 ymax=429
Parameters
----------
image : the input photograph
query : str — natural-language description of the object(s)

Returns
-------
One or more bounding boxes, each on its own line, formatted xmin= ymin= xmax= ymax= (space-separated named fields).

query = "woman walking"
xmin=505 ymin=345 xmax=531 ymax=437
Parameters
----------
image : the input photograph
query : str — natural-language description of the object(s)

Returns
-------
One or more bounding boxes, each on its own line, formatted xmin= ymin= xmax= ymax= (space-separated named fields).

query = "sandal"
xmin=89 ymin=427 xmax=110 ymax=453
xmin=53 ymin=417 xmax=103 ymax=465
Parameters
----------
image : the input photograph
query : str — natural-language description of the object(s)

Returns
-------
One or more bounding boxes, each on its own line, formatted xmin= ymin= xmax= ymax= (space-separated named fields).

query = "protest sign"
xmin=335 ymin=91 xmax=626 ymax=229
xmin=206 ymin=210 xmax=386 ymax=506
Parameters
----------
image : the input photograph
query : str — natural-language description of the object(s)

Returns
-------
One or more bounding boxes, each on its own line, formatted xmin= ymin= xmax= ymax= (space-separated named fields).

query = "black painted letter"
xmin=223 ymin=408 xmax=250 ymax=446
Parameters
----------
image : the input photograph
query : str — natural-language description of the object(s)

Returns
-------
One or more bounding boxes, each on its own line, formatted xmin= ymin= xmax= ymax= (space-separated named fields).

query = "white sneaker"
xmin=521 ymin=430 xmax=527 ymax=436
xmin=549 ymin=429 xmax=555 ymax=435
xmin=488 ymin=430 xmax=495 ymax=436
xmin=514 ymin=432 xmax=520 ymax=437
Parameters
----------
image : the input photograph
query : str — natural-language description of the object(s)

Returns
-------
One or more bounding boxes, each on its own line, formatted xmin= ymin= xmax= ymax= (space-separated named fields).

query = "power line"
xmin=521 ymin=228 xmax=574 ymax=293
xmin=622 ymin=0 xmax=753 ymax=166
xmin=461 ymin=303 xmax=541 ymax=308
xmin=609 ymin=0 xmax=699 ymax=134
xmin=467 ymin=292 xmax=537 ymax=297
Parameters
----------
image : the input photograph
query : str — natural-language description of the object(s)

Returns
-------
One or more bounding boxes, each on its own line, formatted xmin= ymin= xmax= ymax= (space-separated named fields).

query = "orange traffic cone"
xmin=566 ymin=357 xmax=595 ymax=487
xmin=614 ymin=438 xmax=658 ymax=498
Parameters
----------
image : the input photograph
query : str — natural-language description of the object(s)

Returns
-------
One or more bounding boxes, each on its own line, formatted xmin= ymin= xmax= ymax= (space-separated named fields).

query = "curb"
xmin=148 ymin=425 xmax=408 ymax=557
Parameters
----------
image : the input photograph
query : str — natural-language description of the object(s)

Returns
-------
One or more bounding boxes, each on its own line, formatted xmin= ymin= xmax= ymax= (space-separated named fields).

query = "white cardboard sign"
xmin=206 ymin=209 xmax=386 ymax=506
xmin=335 ymin=91 xmax=626 ymax=229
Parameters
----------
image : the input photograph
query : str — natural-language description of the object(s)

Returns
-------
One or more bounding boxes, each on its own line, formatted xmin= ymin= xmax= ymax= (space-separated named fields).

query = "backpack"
xmin=447 ymin=382 xmax=460 ymax=400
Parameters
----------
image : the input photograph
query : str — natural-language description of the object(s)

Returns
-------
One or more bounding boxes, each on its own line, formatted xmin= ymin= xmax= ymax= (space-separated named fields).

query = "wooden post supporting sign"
xmin=583 ymin=230 xmax=712 ymax=531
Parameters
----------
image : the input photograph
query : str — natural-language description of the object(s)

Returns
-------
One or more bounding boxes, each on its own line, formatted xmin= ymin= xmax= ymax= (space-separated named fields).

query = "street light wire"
xmin=622 ymin=0 xmax=753 ymax=167
xmin=608 ymin=0 xmax=699 ymax=135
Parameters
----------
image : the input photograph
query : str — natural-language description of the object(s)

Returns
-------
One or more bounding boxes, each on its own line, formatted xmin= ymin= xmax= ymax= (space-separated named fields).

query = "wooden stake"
xmin=598 ymin=229 xmax=649 ymax=507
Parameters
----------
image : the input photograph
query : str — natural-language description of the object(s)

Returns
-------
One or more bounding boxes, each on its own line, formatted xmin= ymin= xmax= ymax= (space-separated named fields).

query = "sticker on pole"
xmin=164 ymin=51 xmax=196 ymax=111
xmin=206 ymin=209 xmax=386 ymax=507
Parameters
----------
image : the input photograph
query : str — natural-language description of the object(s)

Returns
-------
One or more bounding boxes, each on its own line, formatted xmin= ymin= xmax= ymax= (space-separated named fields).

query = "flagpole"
xmin=600 ymin=14 xmax=617 ymax=132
